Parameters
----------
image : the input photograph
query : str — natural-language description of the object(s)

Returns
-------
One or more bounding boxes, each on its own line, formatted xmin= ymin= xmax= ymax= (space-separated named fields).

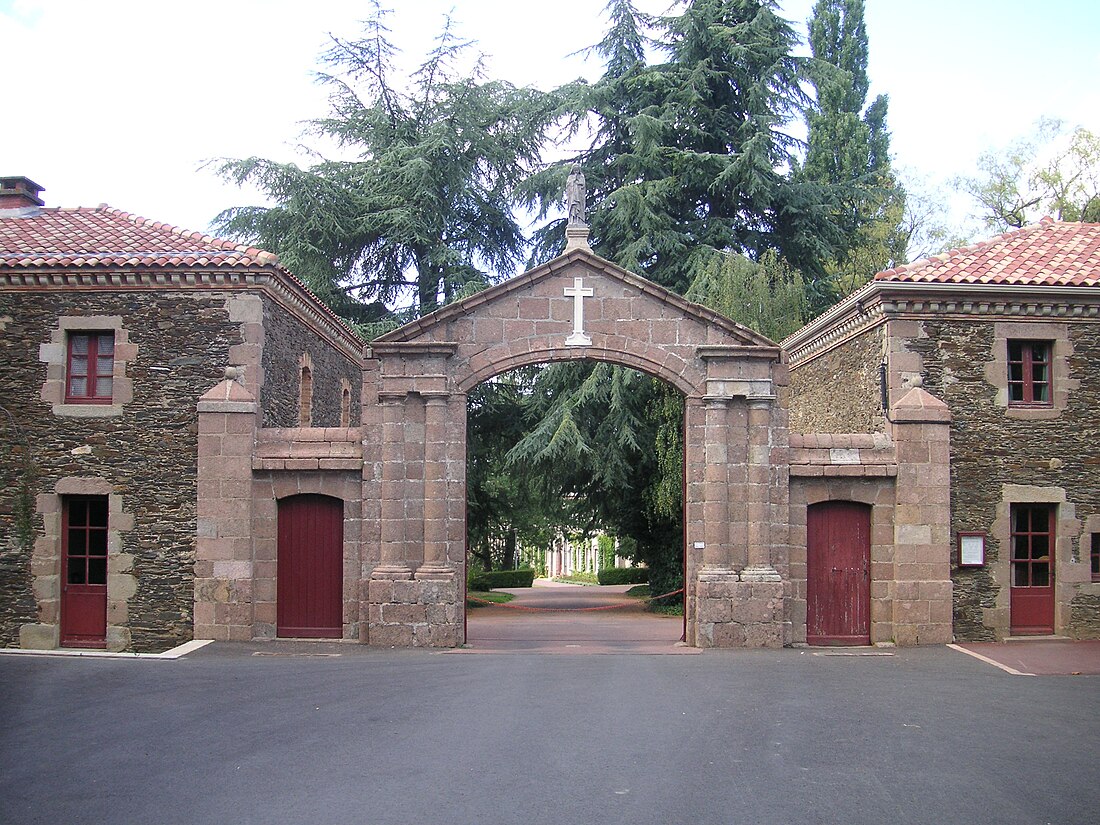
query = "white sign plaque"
xmin=959 ymin=533 xmax=985 ymax=566
xmin=563 ymin=276 xmax=594 ymax=346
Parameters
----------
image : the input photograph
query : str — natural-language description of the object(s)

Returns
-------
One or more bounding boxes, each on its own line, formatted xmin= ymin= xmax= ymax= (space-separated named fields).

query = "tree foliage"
xmin=799 ymin=0 xmax=906 ymax=296
xmin=685 ymin=249 xmax=807 ymax=341
xmin=524 ymin=0 xmax=841 ymax=303
xmin=957 ymin=119 xmax=1100 ymax=231
xmin=213 ymin=3 xmax=557 ymax=321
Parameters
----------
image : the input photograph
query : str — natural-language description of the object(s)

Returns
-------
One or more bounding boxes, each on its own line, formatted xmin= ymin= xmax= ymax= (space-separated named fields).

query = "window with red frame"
xmin=1007 ymin=340 xmax=1052 ymax=406
xmin=66 ymin=332 xmax=114 ymax=403
xmin=1092 ymin=533 xmax=1099 ymax=582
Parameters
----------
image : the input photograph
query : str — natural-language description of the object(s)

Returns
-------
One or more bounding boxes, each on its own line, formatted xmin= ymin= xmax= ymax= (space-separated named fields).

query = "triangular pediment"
xmin=373 ymin=247 xmax=776 ymax=349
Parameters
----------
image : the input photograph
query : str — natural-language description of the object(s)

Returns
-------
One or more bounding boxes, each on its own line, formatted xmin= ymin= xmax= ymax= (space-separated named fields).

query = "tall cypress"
xmin=801 ymin=0 xmax=906 ymax=296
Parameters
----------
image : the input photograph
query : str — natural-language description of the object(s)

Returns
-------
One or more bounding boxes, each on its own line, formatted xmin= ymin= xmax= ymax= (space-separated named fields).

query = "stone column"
xmin=413 ymin=393 xmax=460 ymax=648
xmin=741 ymin=399 xmax=781 ymax=583
xmin=890 ymin=385 xmax=953 ymax=645
xmin=374 ymin=395 xmax=413 ymax=579
xmin=195 ymin=372 xmax=258 ymax=642
xmin=418 ymin=394 xmax=452 ymax=576
xmin=701 ymin=398 xmax=733 ymax=571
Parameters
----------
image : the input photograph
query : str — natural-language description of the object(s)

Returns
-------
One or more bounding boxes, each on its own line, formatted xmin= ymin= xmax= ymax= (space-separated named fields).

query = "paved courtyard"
xmin=2 ymin=636 xmax=1098 ymax=825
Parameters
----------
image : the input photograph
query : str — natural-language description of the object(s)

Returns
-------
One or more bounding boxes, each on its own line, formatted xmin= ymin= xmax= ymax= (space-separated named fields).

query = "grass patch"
xmin=649 ymin=603 xmax=684 ymax=617
xmin=553 ymin=572 xmax=599 ymax=585
xmin=466 ymin=590 xmax=516 ymax=608
xmin=624 ymin=583 xmax=684 ymax=615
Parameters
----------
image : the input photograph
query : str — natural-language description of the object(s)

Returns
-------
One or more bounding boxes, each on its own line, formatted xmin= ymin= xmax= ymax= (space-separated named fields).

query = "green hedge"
xmin=468 ymin=568 xmax=536 ymax=591
xmin=597 ymin=566 xmax=649 ymax=585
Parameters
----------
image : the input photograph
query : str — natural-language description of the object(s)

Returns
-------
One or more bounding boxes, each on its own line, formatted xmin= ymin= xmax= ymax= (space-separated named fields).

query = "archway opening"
xmin=463 ymin=359 xmax=686 ymax=650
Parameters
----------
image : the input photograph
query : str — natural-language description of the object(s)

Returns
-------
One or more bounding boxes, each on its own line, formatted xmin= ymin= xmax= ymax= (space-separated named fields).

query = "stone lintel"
xmin=369 ymin=342 xmax=458 ymax=358
xmin=697 ymin=345 xmax=783 ymax=361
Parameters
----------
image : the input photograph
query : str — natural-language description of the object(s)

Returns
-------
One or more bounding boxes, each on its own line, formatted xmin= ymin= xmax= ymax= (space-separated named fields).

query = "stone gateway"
xmin=1 ymin=177 xmax=1098 ymax=652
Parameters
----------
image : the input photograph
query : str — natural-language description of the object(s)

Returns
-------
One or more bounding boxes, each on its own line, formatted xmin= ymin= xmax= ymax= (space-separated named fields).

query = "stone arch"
xmin=457 ymin=343 xmax=696 ymax=396
xmin=364 ymin=247 xmax=791 ymax=648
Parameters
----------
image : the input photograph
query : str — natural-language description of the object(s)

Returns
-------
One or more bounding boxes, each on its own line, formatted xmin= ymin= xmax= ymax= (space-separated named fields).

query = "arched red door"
xmin=807 ymin=501 xmax=871 ymax=646
xmin=277 ymin=494 xmax=343 ymax=638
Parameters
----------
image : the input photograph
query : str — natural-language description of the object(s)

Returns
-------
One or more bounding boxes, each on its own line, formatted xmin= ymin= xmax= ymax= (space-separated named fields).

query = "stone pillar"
xmin=195 ymin=373 xmax=258 ymax=642
xmin=890 ymin=385 xmax=953 ymax=645
xmin=414 ymin=393 xmax=460 ymax=647
xmin=375 ymin=395 xmax=413 ymax=577
xmin=419 ymin=394 xmax=451 ymax=575
xmin=702 ymin=398 xmax=733 ymax=571
xmin=742 ymin=399 xmax=781 ymax=582
xmin=368 ymin=392 xmax=459 ymax=648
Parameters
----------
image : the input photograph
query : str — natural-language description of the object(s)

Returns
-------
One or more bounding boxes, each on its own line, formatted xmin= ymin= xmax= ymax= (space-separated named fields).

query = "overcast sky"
xmin=3 ymin=0 xmax=1098 ymax=242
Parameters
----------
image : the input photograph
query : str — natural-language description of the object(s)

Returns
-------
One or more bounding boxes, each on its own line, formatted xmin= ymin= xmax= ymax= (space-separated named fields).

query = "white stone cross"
xmin=563 ymin=276 xmax=594 ymax=346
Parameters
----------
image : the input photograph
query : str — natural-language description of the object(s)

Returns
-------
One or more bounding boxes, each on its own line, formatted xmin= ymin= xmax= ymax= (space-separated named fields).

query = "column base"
xmin=739 ymin=564 xmax=782 ymax=582
xmin=693 ymin=571 xmax=785 ymax=649
xmin=367 ymin=572 xmax=460 ymax=648
xmin=415 ymin=563 xmax=455 ymax=581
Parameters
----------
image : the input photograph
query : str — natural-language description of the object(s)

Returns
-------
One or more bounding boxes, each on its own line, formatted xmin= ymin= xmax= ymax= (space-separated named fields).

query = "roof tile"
xmin=875 ymin=219 xmax=1100 ymax=287
xmin=0 ymin=205 xmax=276 ymax=270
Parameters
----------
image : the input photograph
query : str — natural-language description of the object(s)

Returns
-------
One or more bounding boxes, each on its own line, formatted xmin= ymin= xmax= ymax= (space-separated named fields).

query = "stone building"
xmin=1 ymin=174 xmax=1096 ymax=652
xmin=0 ymin=177 xmax=362 ymax=651
xmin=784 ymin=218 xmax=1100 ymax=641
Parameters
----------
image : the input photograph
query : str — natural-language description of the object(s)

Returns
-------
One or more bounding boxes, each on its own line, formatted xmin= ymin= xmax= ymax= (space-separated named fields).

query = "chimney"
xmin=0 ymin=176 xmax=45 ymax=210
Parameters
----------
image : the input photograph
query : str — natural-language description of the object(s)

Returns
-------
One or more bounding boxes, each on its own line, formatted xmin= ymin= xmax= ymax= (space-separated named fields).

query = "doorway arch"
xmin=365 ymin=246 xmax=791 ymax=648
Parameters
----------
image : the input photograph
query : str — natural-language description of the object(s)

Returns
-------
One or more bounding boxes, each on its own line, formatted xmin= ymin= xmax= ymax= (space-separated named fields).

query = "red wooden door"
xmin=1010 ymin=504 xmax=1055 ymax=635
xmin=61 ymin=497 xmax=108 ymax=648
xmin=277 ymin=495 xmax=343 ymax=638
xmin=807 ymin=501 xmax=871 ymax=646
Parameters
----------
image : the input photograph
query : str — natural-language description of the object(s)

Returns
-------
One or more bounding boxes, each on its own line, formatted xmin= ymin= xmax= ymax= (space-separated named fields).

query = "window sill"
xmin=52 ymin=403 xmax=124 ymax=418
xmin=1005 ymin=406 xmax=1059 ymax=421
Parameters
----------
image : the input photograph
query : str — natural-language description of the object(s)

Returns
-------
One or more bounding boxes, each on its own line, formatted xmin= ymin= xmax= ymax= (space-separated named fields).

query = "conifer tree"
xmin=800 ymin=0 xmax=906 ymax=297
xmin=214 ymin=3 xmax=557 ymax=323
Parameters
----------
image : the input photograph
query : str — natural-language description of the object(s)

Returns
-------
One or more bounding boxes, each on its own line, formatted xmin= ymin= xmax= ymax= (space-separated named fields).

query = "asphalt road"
xmin=2 ymin=644 xmax=1098 ymax=825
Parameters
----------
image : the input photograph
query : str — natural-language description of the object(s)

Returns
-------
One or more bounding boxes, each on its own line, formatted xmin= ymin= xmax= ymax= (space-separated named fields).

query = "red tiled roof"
xmin=876 ymin=218 xmax=1100 ymax=287
xmin=0 ymin=203 xmax=364 ymax=347
xmin=0 ymin=205 xmax=279 ymax=269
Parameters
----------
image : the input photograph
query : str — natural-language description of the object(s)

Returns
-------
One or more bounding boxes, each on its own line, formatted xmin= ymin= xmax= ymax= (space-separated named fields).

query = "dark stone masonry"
xmin=917 ymin=319 xmax=1100 ymax=639
xmin=787 ymin=325 xmax=885 ymax=435
xmin=0 ymin=291 xmax=237 ymax=651
xmin=261 ymin=297 xmax=361 ymax=428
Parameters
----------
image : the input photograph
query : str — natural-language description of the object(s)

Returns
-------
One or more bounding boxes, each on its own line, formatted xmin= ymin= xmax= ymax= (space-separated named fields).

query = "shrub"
xmin=597 ymin=566 xmax=649 ymax=585
xmin=468 ymin=568 xmax=536 ymax=591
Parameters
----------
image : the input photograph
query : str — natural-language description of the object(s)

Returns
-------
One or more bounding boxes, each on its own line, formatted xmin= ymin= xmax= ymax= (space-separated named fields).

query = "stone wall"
xmin=0 ymin=290 xmax=237 ymax=651
xmin=912 ymin=319 xmax=1100 ymax=640
xmin=788 ymin=324 xmax=885 ymax=434
xmin=260 ymin=297 xmax=361 ymax=428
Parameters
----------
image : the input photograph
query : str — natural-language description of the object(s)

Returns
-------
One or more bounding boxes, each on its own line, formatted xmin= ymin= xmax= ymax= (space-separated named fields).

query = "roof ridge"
xmin=97 ymin=204 xmax=280 ymax=266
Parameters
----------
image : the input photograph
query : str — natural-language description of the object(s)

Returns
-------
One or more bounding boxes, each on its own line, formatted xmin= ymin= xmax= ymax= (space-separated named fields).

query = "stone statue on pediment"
xmin=565 ymin=164 xmax=586 ymax=227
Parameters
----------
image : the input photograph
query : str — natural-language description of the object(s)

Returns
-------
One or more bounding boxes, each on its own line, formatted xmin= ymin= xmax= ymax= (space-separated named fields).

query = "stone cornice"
xmin=785 ymin=280 xmax=1100 ymax=368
